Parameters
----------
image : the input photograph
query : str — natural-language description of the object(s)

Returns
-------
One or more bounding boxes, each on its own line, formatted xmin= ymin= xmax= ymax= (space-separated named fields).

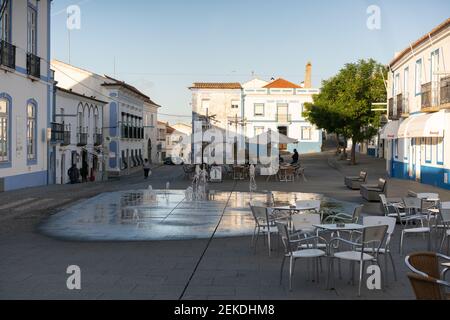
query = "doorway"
xmin=278 ymin=126 xmax=288 ymax=151
xmin=147 ymin=139 xmax=152 ymax=163
xmin=61 ymin=153 xmax=66 ymax=184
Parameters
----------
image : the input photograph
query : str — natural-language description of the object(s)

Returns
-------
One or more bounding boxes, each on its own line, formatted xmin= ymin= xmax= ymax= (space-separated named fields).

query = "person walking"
xmin=292 ymin=149 xmax=299 ymax=165
xmin=80 ymin=161 xmax=89 ymax=183
xmin=67 ymin=164 xmax=80 ymax=184
xmin=143 ymin=159 xmax=151 ymax=179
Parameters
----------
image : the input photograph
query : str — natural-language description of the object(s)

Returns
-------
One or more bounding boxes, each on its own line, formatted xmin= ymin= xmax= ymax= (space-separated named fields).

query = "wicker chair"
xmin=405 ymin=252 xmax=450 ymax=280
xmin=407 ymin=273 xmax=450 ymax=300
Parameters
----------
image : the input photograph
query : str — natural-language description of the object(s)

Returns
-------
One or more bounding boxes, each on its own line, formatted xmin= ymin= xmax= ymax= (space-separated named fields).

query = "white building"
xmin=166 ymin=122 xmax=192 ymax=161
xmin=243 ymin=68 xmax=322 ymax=154
xmin=0 ymin=0 xmax=53 ymax=191
xmin=52 ymin=87 xmax=107 ymax=184
xmin=157 ymin=121 xmax=168 ymax=162
xmin=382 ymin=18 xmax=450 ymax=190
xmin=143 ymin=99 xmax=159 ymax=164
xmin=52 ymin=60 xmax=159 ymax=177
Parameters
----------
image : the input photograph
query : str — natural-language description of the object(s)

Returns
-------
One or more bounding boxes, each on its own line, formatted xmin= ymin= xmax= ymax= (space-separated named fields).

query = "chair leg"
xmin=358 ymin=261 xmax=365 ymax=297
xmin=400 ymin=231 xmax=405 ymax=255
xmin=280 ymin=255 xmax=286 ymax=285
xmin=289 ymin=257 xmax=294 ymax=291
xmin=388 ymin=251 xmax=397 ymax=281
xmin=338 ymin=259 xmax=342 ymax=280
xmin=267 ymin=231 xmax=271 ymax=257
xmin=384 ymin=254 xmax=389 ymax=284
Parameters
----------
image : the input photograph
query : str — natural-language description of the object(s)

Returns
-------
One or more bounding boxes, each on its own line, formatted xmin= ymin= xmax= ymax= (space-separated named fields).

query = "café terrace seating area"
xmin=248 ymin=191 xmax=450 ymax=299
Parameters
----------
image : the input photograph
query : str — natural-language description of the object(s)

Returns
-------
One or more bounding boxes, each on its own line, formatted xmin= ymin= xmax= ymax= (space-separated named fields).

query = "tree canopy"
xmin=304 ymin=59 xmax=387 ymax=164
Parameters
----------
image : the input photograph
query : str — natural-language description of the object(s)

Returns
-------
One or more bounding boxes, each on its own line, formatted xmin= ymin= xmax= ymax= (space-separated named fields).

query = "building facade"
xmin=243 ymin=75 xmax=322 ymax=154
xmin=157 ymin=121 xmax=168 ymax=162
xmin=166 ymin=122 xmax=192 ymax=161
xmin=0 ymin=0 xmax=53 ymax=191
xmin=188 ymin=62 xmax=322 ymax=162
xmin=383 ymin=18 xmax=450 ymax=190
xmin=52 ymin=87 xmax=107 ymax=184
xmin=143 ymin=100 xmax=159 ymax=164
xmin=52 ymin=60 xmax=160 ymax=177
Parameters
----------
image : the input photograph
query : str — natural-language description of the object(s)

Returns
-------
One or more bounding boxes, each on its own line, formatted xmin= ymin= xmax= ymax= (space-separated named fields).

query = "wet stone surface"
xmin=38 ymin=189 xmax=358 ymax=241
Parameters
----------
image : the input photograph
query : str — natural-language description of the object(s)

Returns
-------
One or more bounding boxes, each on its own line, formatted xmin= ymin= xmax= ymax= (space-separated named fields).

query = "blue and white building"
xmin=0 ymin=0 xmax=53 ymax=191
xmin=52 ymin=60 xmax=159 ymax=177
xmin=382 ymin=18 xmax=450 ymax=190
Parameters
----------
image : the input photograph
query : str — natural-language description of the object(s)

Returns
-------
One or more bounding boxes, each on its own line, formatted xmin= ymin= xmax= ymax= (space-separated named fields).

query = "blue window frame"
xmin=394 ymin=139 xmax=399 ymax=159
xmin=0 ymin=92 xmax=11 ymax=167
xmin=26 ymin=99 xmax=38 ymax=165
xmin=415 ymin=59 xmax=422 ymax=96
xmin=0 ymin=0 xmax=12 ymax=42
xmin=437 ymin=137 xmax=444 ymax=165
xmin=425 ymin=137 xmax=432 ymax=164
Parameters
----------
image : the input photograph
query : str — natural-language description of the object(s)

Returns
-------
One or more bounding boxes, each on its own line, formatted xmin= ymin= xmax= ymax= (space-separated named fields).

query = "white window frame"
xmin=254 ymin=103 xmax=265 ymax=116
xmin=0 ymin=97 xmax=9 ymax=162
xmin=26 ymin=102 xmax=36 ymax=161
xmin=301 ymin=126 xmax=312 ymax=141
xmin=27 ymin=5 xmax=37 ymax=54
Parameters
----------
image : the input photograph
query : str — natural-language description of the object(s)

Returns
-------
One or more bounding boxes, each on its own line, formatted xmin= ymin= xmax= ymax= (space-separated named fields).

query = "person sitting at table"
xmin=292 ymin=149 xmax=299 ymax=165
xmin=279 ymin=155 xmax=284 ymax=164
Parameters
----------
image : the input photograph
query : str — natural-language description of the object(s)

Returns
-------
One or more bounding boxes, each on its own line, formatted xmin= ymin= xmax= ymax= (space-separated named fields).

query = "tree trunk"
xmin=335 ymin=133 xmax=340 ymax=155
xmin=351 ymin=142 xmax=357 ymax=165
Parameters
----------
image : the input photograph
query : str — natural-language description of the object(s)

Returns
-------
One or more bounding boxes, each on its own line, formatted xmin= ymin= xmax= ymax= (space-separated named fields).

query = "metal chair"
xmin=249 ymin=204 xmax=277 ymax=256
xmin=323 ymin=205 xmax=363 ymax=224
xmin=399 ymin=197 xmax=432 ymax=254
xmin=276 ymin=222 xmax=327 ymax=291
xmin=360 ymin=216 xmax=398 ymax=282
xmin=379 ymin=194 xmax=405 ymax=220
xmin=328 ymin=224 xmax=388 ymax=296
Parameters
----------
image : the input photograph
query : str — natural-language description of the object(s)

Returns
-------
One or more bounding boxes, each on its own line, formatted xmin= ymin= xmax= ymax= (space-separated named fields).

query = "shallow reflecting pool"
xmin=39 ymin=190 xmax=359 ymax=241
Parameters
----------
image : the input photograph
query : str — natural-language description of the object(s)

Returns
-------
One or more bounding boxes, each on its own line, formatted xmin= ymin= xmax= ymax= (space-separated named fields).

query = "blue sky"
xmin=51 ymin=0 xmax=450 ymax=123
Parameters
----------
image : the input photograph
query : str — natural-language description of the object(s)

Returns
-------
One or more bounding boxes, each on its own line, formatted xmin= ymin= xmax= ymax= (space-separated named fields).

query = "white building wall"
xmin=0 ymin=0 xmax=52 ymax=191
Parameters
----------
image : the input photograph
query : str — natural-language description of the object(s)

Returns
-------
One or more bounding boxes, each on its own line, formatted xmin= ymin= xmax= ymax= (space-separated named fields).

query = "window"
xmin=301 ymin=127 xmax=312 ymax=141
xmin=415 ymin=59 xmax=422 ymax=95
xmin=403 ymin=68 xmax=409 ymax=95
xmin=254 ymin=103 xmax=264 ymax=116
xmin=437 ymin=137 xmax=444 ymax=165
xmin=27 ymin=6 xmax=37 ymax=54
xmin=231 ymin=100 xmax=239 ymax=109
xmin=27 ymin=102 xmax=36 ymax=161
xmin=150 ymin=114 xmax=154 ymax=126
xmin=425 ymin=137 xmax=432 ymax=163
xmin=394 ymin=139 xmax=398 ymax=159
xmin=0 ymin=0 xmax=11 ymax=41
xmin=0 ymin=97 xmax=9 ymax=162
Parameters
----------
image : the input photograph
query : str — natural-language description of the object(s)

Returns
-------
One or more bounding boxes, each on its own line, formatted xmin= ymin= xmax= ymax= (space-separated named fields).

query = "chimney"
xmin=304 ymin=62 xmax=312 ymax=88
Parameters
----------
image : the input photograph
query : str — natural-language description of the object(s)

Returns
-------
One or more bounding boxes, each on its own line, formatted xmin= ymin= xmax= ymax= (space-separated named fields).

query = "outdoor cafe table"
xmin=313 ymin=223 xmax=365 ymax=232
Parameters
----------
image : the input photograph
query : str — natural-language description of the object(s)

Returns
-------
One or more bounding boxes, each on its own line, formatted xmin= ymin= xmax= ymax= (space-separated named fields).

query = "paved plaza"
xmin=1 ymin=152 xmax=449 ymax=300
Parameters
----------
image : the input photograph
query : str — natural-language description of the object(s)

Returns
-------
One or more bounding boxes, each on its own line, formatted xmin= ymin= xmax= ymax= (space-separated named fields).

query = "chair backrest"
xmin=407 ymin=273 xmax=447 ymax=300
xmin=276 ymin=222 xmax=293 ymax=254
xmin=363 ymin=216 xmax=396 ymax=235
xmin=296 ymin=200 xmax=321 ymax=211
xmin=379 ymin=194 xmax=388 ymax=207
xmin=352 ymin=205 xmax=364 ymax=223
xmin=249 ymin=205 xmax=269 ymax=225
xmin=408 ymin=190 xmax=418 ymax=198
xmin=378 ymin=179 xmax=387 ymax=192
xmin=291 ymin=214 xmax=321 ymax=232
xmin=361 ymin=225 xmax=388 ymax=254
xmin=360 ymin=171 xmax=368 ymax=181
xmin=405 ymin=252 xmax=441 ymax=279
xmin=403 ymin=197 xmax=422 ymax=210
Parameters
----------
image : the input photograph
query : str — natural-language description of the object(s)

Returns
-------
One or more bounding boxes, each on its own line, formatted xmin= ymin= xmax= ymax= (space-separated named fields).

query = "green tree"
xmin=304 ymin=59 xmax=387 ymax=165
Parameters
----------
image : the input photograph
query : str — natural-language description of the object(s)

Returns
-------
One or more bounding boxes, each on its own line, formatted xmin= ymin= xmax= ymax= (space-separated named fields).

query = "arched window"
xmin=27 ymin=101 xmax=37 ymax=161
xmin=0 ymin=96 xmax=10 ymax=163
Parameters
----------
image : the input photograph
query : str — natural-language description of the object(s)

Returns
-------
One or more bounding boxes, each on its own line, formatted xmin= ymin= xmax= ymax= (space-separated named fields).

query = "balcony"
xmin=50 ymin=123 xmax=65 ymax=143
xmin=122 ymin=125 xmax=129 ymax=139
xmin=63 ymin=127 xmax=71 ymax=146
xmin=94 ymin=130 xmax=103 ymax=146
xmin=440 ymin=76 xmax=450 ymax=108
xmin=26 ymin=53 xmax=40 ymax=79
xmin=276 ymin=114 xmax=292 ymax=123
xmin=0 ymin=40 xmax=16 ymax=70
xmin=388 ymin=98 xmax=395 ymax=120
xmin=77 ymin=127 xmax=88 ymax=146
xmin=421 ymin=82 xmax=432 ymax=111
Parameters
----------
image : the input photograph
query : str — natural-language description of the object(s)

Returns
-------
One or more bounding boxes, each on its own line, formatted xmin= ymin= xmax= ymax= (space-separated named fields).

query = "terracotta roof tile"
xmin=189 ymin=82 xmax=242 ymax=90
xmin=264 ymin=78 xmax=302 ymax=89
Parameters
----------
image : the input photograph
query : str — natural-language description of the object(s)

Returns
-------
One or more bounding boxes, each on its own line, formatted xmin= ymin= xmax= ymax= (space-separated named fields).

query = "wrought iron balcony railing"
xmin=440 ymin=76 xmax=450 ymax=106
xmin=0 ymin=40 xmax=16 ymax=70
xmin=26 ymin=53 xmax=40 ymax=79
xmin=77 ymin=127 xmax=88 ymax=146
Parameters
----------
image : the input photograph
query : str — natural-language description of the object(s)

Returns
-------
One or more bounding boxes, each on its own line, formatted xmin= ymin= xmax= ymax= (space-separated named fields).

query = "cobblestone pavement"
xmin=0 ymin=152 xmax=448 ymax=300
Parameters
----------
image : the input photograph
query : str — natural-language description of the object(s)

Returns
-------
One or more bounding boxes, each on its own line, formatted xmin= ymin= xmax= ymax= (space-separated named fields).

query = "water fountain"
xmin=190 ymin=165 xmax=208 ymax=201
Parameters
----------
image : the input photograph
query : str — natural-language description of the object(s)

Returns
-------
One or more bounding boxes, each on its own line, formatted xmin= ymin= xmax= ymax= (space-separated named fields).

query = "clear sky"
xmin=50 ymin=0 xmax=450 ymax=123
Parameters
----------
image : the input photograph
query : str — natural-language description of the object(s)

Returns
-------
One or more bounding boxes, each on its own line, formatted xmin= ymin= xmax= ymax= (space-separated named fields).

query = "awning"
xmin=380 ymin=120 xmax=399 ymax=140
xmin=398 ymin=111 xmax=447 ymax=139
